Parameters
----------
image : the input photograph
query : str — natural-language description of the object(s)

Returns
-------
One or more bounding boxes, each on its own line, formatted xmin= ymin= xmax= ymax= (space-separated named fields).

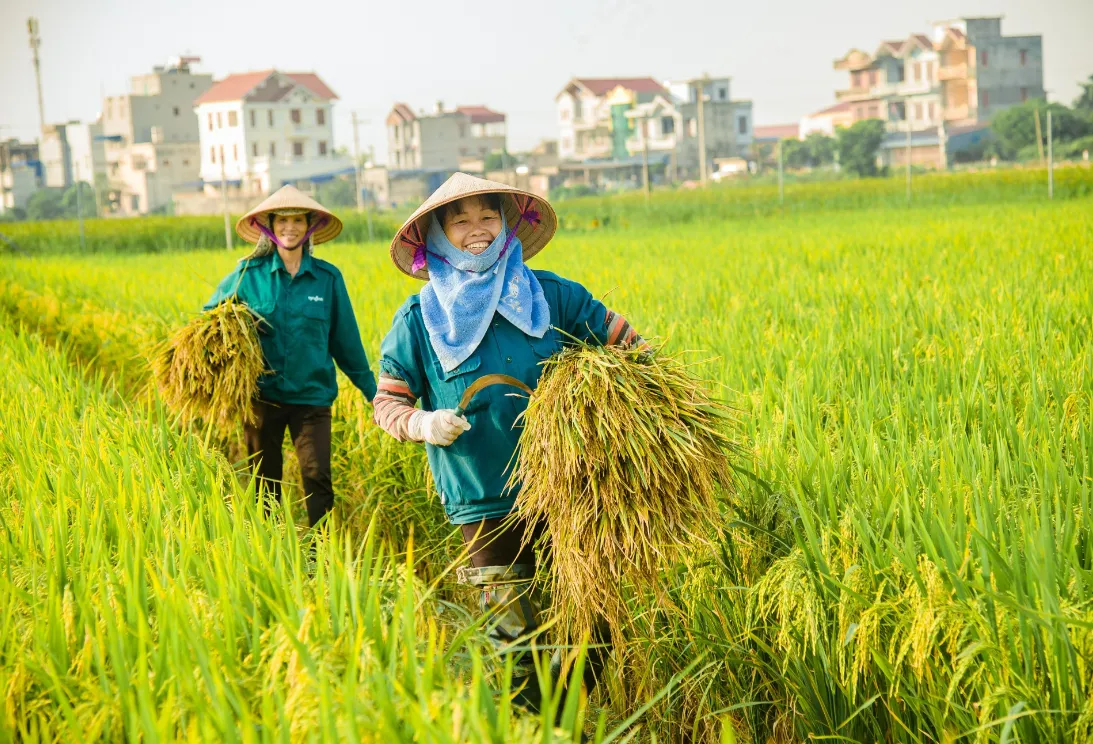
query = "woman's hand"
xmin=408 ymin=410 xmax=471 ymax=446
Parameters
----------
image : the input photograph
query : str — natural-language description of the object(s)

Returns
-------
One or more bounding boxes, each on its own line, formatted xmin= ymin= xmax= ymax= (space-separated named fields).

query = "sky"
xmin=2 ymin=0 xmax=1091 ymax=163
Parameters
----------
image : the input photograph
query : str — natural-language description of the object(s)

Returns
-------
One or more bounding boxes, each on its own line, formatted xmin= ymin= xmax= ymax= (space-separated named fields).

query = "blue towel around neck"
xmin=419 ymin=212 xmax=549 ymax=372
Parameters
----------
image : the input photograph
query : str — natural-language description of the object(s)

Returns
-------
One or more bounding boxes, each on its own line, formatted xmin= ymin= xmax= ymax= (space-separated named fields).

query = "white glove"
xmin=408 ymin=409 xmax=471 ymax=446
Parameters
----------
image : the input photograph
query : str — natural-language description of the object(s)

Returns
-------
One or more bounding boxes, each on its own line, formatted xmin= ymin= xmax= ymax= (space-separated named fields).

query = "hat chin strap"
xmin=252 ymin=216 xmax=328 ymax=250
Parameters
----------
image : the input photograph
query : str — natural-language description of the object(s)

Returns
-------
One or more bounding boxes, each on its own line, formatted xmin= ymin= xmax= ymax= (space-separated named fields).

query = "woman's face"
xmin=441 ymin=198 xmax=501 ymax=255
xmin=271 ymin=213 xmax=308 ymax=249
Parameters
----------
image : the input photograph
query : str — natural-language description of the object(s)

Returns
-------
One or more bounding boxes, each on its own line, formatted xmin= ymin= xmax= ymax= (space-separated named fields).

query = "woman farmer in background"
xmin=372 ymin=173 xmax=646 ymax=708
xmin=205 ymin=185 xmax=377 ymax=527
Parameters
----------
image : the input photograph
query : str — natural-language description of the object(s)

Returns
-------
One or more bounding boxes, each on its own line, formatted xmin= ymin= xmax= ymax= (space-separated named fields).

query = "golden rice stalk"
xmin=150 ymin=298 xmax=266 ymax=428
xmin=512 ymin=343 xmax=739 ymax=646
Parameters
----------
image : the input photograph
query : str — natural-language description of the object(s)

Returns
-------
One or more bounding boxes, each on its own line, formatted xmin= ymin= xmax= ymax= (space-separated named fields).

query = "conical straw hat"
xmin=236 ymin=185 xmax=343 ymax=245
xmin=390 ymin=172 xmax=558 ymax=280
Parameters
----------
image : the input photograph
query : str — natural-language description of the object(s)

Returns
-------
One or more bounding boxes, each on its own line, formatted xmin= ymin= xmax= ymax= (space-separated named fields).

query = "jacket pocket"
xmin=428 ymin=353 xmax=482 ymax=412
xmin=247 ymin=301 xmax=276 ymax=336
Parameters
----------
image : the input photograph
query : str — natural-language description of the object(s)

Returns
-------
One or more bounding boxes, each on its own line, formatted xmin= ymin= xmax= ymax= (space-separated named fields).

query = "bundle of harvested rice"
xmin=151 ymin=298 xmax=266 ymax=428
xmin=512 ymin=343 xmax=739 ymax=646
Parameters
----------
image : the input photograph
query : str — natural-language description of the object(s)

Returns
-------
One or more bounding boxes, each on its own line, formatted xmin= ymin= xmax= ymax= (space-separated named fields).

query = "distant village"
xmin=0 ymin=16 xmax=1050 ymax=218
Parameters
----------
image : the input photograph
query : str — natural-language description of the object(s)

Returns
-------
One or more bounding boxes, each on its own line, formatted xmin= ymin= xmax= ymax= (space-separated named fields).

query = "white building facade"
xmin=194 ymin=70 xmax=351 ymax=197
xmin=101 ymin=56 xmax=213 ymax=214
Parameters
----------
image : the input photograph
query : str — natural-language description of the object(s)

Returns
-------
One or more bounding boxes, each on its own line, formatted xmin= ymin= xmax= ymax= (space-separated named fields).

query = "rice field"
xmin=2 ymin=174 xmax=1093 ymax=742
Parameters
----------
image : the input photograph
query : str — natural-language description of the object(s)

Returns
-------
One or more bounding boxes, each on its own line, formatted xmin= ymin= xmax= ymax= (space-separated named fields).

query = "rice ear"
xmin=511 ymin=342 xmax=741 ymax=657
xmin=151 ymin=298 xmax=267 ymax=429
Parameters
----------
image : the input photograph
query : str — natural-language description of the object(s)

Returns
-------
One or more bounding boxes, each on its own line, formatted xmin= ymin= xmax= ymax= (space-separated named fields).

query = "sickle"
xmin=454 ymin=374 xmax=533 ymax=417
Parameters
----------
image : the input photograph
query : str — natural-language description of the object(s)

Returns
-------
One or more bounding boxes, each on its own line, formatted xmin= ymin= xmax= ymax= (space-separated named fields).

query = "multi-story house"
xmin=557 ymin=76 xmax=753 ymax=179
xmin=386 ymin=102 xmax=507 ymax=171
xmin=833 ymin=17 xmax=1043 ymax=133
xmin=556 ymin=77 xmax=667 ymax=161
xmin=194 ymin=69 xmax=351 ymax=198
xmin=0 ymin=139 xmax=41 ymax=216
xmin=101 ymin=56 xmax=214 ymax=214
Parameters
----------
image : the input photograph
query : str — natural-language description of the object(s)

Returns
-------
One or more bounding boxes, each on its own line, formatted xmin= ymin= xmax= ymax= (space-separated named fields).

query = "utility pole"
xmin=937 ymin=121 xmax=948 ymax=170
xmin=640 ymin=116 xmax=650 ymax=200
xmin=777 ymin=139 xmax=784 ymax=207
xmin=905 ymin=119 xmax=912 ymax=205
xmin=1033 ymin=107 xmax=1045 ymax=165
xmin=27 ymin=18 xmax=46 ymax=135
xmin=350 ymin=112 xmax=374 ymax=241
xmin=74 ymin=160 xmax=86 ymax=252
xmin=692 ymin=75 xmax=710 ymax=187
xmin=1047 ymin=110 xmax=1054 ymax=200
xmin=219 ymin=147 xmax=232 ymax=251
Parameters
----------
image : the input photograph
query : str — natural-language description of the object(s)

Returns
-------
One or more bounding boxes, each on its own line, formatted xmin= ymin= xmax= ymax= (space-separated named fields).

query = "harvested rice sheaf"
xmin=151 ymin=298 xmax=266 ymax=428
xmin=513 ymin=343 xmax=740 ymax=646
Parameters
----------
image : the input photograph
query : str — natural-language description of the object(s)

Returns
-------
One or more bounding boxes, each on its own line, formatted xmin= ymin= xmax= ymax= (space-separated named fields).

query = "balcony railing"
xmin=938 ymin=64 xmax=968 ymax=81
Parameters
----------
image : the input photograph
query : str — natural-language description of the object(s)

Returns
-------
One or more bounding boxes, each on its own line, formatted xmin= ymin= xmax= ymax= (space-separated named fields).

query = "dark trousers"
xmin=244 ymin=400 xmax=333 ymax=527
xmin=460 ymin=517 xmax=610 ymax=702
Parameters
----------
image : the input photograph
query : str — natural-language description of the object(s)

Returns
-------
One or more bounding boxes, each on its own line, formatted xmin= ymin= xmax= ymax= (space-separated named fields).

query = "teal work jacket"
xmin=205 ymin=250 xmax=377 ymax=406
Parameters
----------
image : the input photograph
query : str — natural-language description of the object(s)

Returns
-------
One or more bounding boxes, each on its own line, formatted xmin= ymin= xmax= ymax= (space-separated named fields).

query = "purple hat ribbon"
xmin=402 ymin=194 xmax=542 ymax=274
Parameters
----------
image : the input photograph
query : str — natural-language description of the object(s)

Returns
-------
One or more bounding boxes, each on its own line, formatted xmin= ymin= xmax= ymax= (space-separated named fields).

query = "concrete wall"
xmin=976 ymin=36 xmax=1044 ymax=119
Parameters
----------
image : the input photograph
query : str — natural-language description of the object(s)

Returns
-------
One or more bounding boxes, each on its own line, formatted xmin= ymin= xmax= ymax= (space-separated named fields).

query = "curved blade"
xmin=455 ymin=374 xmax=533 ymax=416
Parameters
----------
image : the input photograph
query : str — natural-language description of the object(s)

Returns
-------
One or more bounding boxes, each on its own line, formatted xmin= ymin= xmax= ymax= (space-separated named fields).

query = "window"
xmin=293 ymin=141 xmax=304 ymax=157
xmin=210 ymin=147 xmax=216 ymax=163
xmin=980 ymin=50 xmax=988 ymax=67
xmin=926 ymin=61 xmax=935 ymax=81
xmin=228 ymin=111 xmax=238 ymax=127
xmin=982 ymin=90 xmax=989 ymax=107
xmin=317 ymin=109 xmax=325 ymax=126
xmin=1020 ymin=49 xmax=1028 ymax=66
xmin=250 ymin=110 xmax=256 ymax=127
xmin=318 ymin=141 xmax=327 ymax=155
xmin=718 ymin=88 xmax=727 ymax=100
xmin=216 ymin=112 xmax=222 ymax=128
xmin=459 ymin=123 xmax=467 ymax=138
xmin=868 ymin=104 xmax=879 ymax=118
xmin=661 ymin=116 xmax=675 ymax=134
xmin=687 ymin=118 xmax=697 ymax=137
xmin=1020 ymin=87 xmax=1028 ymax=102
xmin=572 ymin=97 xmax=582 ymax=121
xmin=173 ymin=106 xmax=180 ymax=117
xmin=560 ymin=108 xmax=569 ymax=121
xmin=738 ymin=116 xmax=747 ymax=134
xmin=915 ymin=102 xmax=923 ymax=119
xmin=252 ymin=142 xmax=258 ymax=157
xmin=183 ymin=159 xmax=190 ymax=166
xmin=232 ymin=144 xmax=238 ymax=161
xmin=561 ymin=137 xmax=570 ymax=151
xmin=268 ymin=110 xmax=274 ymax=126
xmin=162 ymin=160 xmax=170 ymax=166
xmin=928 ymin=102 xmax=937 ymax=120
xmin=219 ymin=146 xmax=225 ymax=165
xmin=270 ymin=142 xmax=276 ymax=157
xmin=207 ymin=113 xmax=213 ymax=131
xmin=291 ymin=109 xmax=301 ymax=124
xmin=131 ymin=195 xmax=140 ymax=211
xmin=913 ymin=63 xmax=922 ymax=82
xmin=189 ymin=82 xmax=195 ymax=89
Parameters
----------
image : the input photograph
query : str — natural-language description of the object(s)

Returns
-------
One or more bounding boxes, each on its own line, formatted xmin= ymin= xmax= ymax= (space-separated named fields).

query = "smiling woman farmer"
xmin=372 ymin=173 xmax=646 ymax=709
xmin=205 ymin=185 xmax=377 ymax=527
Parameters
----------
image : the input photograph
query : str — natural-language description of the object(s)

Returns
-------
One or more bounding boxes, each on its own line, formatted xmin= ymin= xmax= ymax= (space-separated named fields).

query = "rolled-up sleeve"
xmin=554 ymin=278 xmax=648 ymax=350
xmin=329 ymin=274 xmax=377 ymax=401
xmin=374 ymin=304 xmax=427 ymax=439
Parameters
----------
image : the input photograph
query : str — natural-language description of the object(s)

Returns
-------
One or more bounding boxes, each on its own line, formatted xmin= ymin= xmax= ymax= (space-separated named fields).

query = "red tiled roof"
xmin=387 ymin=102 xmax=416 ymax=126
xmin=574 ymin=77 xmax=666 ymax=96
xmin=194 ymin=70 xmax=338 ymax=105
xmin=456 ymin=105 xmax=506 ymax=124
xmin=876 ymin=39 xmax=907 ymax=56
xmin=810 ymin=101 xmax=851 ymax=116
xmin=754 ymin=124 xmax=800 ymax=141
xmin=911 ymin=34 xmax=934 ymax=50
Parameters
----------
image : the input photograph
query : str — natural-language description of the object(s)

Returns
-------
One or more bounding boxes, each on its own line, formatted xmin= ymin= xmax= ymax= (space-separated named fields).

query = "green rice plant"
xmin=150 ymin=298 xmax=266 ymax=428
xmin=512 ymin=343 xmax=739 ymax=648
